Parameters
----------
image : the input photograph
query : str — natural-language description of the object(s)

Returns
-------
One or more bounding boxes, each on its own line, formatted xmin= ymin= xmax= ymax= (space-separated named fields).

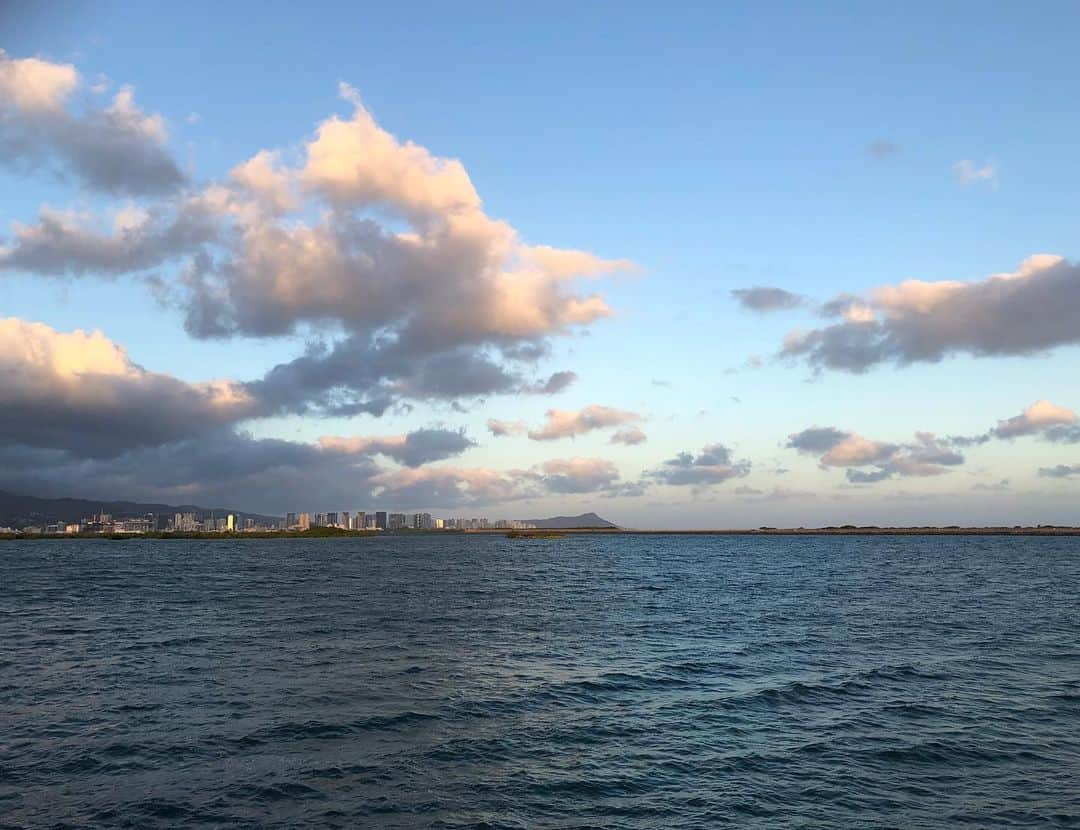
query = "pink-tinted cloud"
xmin=528 ymin=405 xmax=641 ymax=441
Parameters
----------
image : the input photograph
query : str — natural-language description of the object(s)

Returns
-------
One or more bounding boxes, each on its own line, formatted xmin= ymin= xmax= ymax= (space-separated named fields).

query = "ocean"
xmin=1 ymin=534 xmax=1077 ymax=828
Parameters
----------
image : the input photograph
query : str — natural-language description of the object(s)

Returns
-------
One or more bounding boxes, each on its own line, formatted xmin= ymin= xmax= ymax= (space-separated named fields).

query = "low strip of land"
xmin=4 ymin=525 xmax=1080 ymax=539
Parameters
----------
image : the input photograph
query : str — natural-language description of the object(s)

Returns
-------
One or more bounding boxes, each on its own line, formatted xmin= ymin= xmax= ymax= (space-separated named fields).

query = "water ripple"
xmin=1 ymin=534 xmax=1078 ymax=828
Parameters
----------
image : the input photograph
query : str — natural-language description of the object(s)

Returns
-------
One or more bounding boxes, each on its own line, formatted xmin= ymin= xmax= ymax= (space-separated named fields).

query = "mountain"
xmin=522 ymin=512 xmax=619 ymax=529
xmin=0 ymin=490 xmax=281 ymax=529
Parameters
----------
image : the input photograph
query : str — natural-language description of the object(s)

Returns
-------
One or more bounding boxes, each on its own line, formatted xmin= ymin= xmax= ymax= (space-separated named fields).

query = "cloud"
xmin=487 ymin=418 xmax=527 ymax=437
xmin=525 ymin=370 xmax=578 ymax=395
xmin=992 ymin=399 xmax=1078 ymax=440
xmin=527 ymin=404 xmax=642 ymax=441
xmin=0 ymin=317 xmax=258 ymax=459
xmin=3 ymin=65 xmax=631 ymax=415
xmin=0 ymin=51 xmax=184 ymax=195
xmin=368 ymin=455 xmax=636 ymax=505
xmin=787 ymin=426 xmax=963 ymax=483
xmin=731 ymin=286 xmax=806 ymax=312
xmin=866 ymin=139 xmax=902 ymax=161
xmin=950 ymin=399 xmax=1080 ymax=446
xmin=0 ymin=49 xmax=79 ymax=112
xmin=369 ymin=464 xmax=537 ymax=506
xmin=648 ymin=443 xmax=750 ymax=487
xmin=317 ymin=427 xmax=475 ymax=467
xmin=539 ymin=457 xmax=622 ymax=494
xmin=610 ymin=426 xmax=647 ymax=445
xmin=0 ymin=199 xmax=219 ymax=276
xmin=736 ymin=485 xmax=816 ymax=501
xmin=780 ymin=255 xmax=1080 ymax=372
xmin=953 ymin=159 xmax=997 ymax=187
xmin=0 ymin=429 xmax=388 ymax=513
xmin=170 ymin=89 xmax=626 ymax=411
xmin=1038 ymin=464 xmax=1080 ymax=479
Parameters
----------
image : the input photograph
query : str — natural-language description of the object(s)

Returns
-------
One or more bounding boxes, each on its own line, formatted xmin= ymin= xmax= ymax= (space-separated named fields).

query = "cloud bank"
xmin=779 ymin=256 xmax=1080 ymax=373
xmin=787 ymin=426 xmax=963 ymax=483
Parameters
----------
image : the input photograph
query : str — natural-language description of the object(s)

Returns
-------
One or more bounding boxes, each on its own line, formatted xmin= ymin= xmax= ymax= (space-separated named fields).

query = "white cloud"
xmin=953 ymin=159 xmax=997 ymax=187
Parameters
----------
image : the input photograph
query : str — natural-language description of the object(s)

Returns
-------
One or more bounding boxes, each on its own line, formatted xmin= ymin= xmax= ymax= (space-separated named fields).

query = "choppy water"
xmin=1 ymin=534 xmax=1078 ymax=828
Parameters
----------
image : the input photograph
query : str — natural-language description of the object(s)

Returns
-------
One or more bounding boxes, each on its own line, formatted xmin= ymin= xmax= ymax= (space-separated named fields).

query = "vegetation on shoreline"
xmin=506 ymin=530 xmax=566 ymax=539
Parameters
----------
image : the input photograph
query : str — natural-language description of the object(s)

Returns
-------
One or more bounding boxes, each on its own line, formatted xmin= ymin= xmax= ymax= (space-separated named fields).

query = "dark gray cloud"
xmin=846 ymin=468 xmax=893 ymax=484
xmin=0 ymin=201 xmax=218 ymax=276
xmin=527 ymin=370 xmax=578 ymax=395
xmin=649 ymin=443 xmax=751 ymax=487
xmin=0 ymin=431 xmax=381 ymax=514
xmin=319 ymin=428 xmax=475 ymax=468
xmin=785 ymin=426 xmax=849 ymax=454
xmin=0 ymin=427 xmax=635 ymax=514
xmin=245 ymin=336 xmax=522 ymax=418
xmin=0 ymin=317 xmax=261 ymax=459
xmin=731 ymin=286 xmax=807 ymax=312
xmin=782 ymin=256 xmax=1080 ymax=373
xmin=392 ymin=428 xmax=475 ymax=466
xmin=1037 ymin=464 xmax=1080 ymax=479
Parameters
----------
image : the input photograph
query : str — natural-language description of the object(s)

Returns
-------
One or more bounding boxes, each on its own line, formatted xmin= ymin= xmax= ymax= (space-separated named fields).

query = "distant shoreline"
xmin=3 ymin=526 xmax=1080 ymax=540
xmin=472 ymin=527 xmax=1080 ymax=536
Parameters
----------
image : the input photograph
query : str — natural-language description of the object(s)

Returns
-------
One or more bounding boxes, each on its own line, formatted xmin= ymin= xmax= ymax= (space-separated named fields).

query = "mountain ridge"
xmin=520 ymin=512 xmax=618 ymax=529
xmin=0 ymin=490 xmax=280 ymax=528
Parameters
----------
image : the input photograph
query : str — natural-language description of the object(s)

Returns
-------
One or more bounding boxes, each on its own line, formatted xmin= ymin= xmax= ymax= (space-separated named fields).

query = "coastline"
xmin=4 ymin=526 xmax=1080 ymax=540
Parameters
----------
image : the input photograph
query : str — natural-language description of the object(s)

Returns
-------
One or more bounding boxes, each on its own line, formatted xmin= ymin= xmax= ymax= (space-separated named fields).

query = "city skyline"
xmin=3 ymin=3 xmax=1080 ymax=527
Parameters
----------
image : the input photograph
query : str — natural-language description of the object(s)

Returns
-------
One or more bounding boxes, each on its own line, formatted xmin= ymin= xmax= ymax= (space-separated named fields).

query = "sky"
xmin=2 ymin=1 xmax=1080 ymax=527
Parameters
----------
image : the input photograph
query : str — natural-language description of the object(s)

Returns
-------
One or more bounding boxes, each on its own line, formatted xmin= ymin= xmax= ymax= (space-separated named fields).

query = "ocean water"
xmin=1 ymin=534 xmax=1078 ymax=829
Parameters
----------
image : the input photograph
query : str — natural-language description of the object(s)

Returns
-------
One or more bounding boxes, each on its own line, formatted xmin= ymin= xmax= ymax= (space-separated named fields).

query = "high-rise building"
xmin=286 ymin=512 xmax=297 ymax=529
xmin=375 ymin=511 xmax=387 ymax=530
xmin=298 ymin=512 xmax=311 ymax=530
xmin=388 ymin=512 xmax=406 ymax=529
xmin=341 ymin=511 xmax=350 ymax=530
xmin=227 ymin=514 xmax=236 ymax=532
xmin=326 ymin=512 xmax=338 ymax=528
xmin=365 ymin=514 xmax=376 ymax=530
xmin=353 ymin=511 xmax=366 ymax=530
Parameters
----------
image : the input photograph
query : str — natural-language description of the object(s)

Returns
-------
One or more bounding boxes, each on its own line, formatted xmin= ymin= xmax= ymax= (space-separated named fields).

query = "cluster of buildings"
xmin=4 ymin=510 xmax=536 ymax=535
xmin=4 ymin=512 xmax=280 ymax=536
xmin=285 ymin=511 xmax=536 ymax=531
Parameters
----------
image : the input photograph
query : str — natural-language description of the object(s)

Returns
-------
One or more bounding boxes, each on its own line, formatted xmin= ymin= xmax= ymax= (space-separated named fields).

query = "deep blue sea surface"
xmin=1 ymin=534 xmax=1078 ymax=828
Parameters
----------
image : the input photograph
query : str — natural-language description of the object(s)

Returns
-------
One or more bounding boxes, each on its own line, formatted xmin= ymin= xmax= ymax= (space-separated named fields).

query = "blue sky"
xmin=2 ymin=2 xmax=1079 ymax=526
